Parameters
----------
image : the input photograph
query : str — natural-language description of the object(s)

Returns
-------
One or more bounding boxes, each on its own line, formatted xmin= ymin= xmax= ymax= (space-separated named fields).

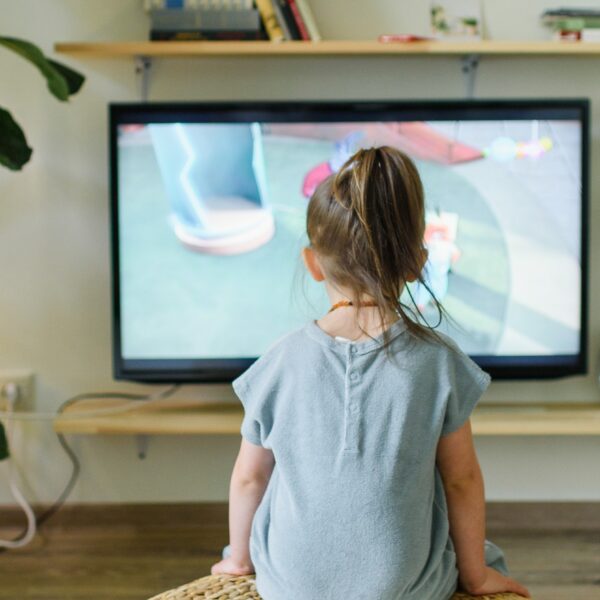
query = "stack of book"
xmin=144 ymin=0 xmax=321 ymax=42
xmin=541 ymin=7 xmax=600 ymax=42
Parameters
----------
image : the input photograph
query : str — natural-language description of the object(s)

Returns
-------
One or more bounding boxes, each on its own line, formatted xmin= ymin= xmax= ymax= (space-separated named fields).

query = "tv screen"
xmin=109 ymin=100 xmax=589 ymax=382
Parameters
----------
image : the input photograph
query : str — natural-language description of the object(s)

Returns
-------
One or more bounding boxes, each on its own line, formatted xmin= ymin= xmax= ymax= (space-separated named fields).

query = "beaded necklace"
xmin=328 ymin=300 xmax=378 ymax=313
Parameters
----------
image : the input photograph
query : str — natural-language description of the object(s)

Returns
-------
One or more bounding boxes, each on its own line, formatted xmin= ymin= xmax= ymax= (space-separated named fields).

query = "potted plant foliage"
xmin=0 ymin=37 xmax=85 ymax=460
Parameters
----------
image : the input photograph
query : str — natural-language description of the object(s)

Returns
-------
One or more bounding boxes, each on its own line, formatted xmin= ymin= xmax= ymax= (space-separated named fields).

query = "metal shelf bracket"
xmin=461 ymin=54 xmax=480 ymax=99
xmin=135 ymin=434 xmax=150 ymax=460
xmin=135 ymin=55 xmax=153 ymax=102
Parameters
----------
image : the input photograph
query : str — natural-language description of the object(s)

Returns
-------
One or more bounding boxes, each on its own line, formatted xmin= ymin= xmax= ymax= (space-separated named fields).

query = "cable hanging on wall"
xmin=0 ymin=383 xmax=36 ymax=549
xmin=0 ymin=384 xmax=179 ymax=551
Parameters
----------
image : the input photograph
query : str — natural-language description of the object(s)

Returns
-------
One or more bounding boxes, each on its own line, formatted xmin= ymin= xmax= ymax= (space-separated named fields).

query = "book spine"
xmin=275 ymin=0 xmax=301 ymax=39
xmin=145 ymin=0 xmax=186 ymax=7
xmin=272 ymin=1 xmax=292 ymax=40
xmin=144 ymin=0 xmax=167 ymax=11
xmin=543 ymin=9 xmax=600 ymax=18
xmin=150 ymin=29 xmax=267 ymax=40
xmin=254 ymin=0 xmax=285 ymax=41
xmin=294 ymin=0 xmax=320 ymax=41
xmin=543 ymin=16 xmax=600 ymax=29
xmin=287 ymin=0 xmax=310 ymax=40
xmin=149 ymin=1 xmax=256 ymax=10
xmin=150 ymin=8 xmax=261 ymax=30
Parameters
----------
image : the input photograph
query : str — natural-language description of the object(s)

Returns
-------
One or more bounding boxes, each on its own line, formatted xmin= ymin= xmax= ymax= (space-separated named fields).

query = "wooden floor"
xmin=0 ymin=503 xmax=598 ymax=600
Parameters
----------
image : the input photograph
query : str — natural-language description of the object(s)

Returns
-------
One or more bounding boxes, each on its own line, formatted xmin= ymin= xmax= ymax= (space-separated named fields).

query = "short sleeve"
xmin=441 ymin=348 xmax=491 ymax=437
xmin=231 ymin=355 xmax=276 ymax=447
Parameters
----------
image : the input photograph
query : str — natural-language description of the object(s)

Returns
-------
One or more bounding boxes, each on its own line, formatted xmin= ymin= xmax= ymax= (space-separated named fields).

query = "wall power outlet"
xmin=0 ymin=370 xmax=35 ymax=411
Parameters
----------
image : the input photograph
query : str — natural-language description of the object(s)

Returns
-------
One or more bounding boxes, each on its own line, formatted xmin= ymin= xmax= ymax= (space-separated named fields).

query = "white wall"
xmin=0 ymin=0 xmax=599 ymax=504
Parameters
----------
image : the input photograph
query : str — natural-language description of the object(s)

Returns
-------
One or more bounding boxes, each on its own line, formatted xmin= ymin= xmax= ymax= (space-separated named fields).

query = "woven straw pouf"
xmin=148 ymin=574 xmax=528 ymax=600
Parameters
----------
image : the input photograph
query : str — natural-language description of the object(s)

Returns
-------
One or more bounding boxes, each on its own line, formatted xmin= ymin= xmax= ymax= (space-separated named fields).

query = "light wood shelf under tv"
xmin=53 ymin=400 xmax=600 ymax=436
xmin=54 ymin=40 xmax=600 ymax=58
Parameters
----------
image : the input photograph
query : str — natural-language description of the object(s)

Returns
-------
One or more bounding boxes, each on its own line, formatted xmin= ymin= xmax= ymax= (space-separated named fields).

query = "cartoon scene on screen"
xmin=117 ymin=119 xmax=581 ymax=359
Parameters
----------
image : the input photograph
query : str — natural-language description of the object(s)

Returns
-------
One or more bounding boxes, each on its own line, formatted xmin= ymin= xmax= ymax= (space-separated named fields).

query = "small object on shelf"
xmin=274 ymin=0 xmax=301 ymax=40
xmin=430 ymin=0 xmax=482 ymax=41
xmin=143 ymin=0 xmax=180 ymax=9
xmin=541 ymin=8 xmax=600 ymax=41
xmin=255 ymin=0 xmax=284 ymax=42
xmin=541 ymin=7 xmax=600 ymax=20
xmin=294 ymin=0 xmax=321 ymax=41
xmin=149 ymin=7 xmax=261 ymax=30
xmin=543 ymin=15 xmax=600 ymax=28
xmin=554 ymin=29 xmax=582 ymax=42
xmin=287 ymin=0 xmax=310 ymax=40
xmin=378 ymin=34 xmax=434 ymax=43
xmin=272 ymin=1 xmax=293 ymax=40
xmin=144 ymin=0 xmax=254 ymax=9
xmin=150 ymin=29 xmax=266 ymax=40
xmin=147 ymin=5 xmax=267 ymax=41
xmin=581 ymin=28 xmax=600 ymax=42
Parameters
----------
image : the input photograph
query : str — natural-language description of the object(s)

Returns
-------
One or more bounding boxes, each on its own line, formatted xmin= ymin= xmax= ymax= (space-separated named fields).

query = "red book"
xmin=287 ymin=0 xmax=310 ymax=40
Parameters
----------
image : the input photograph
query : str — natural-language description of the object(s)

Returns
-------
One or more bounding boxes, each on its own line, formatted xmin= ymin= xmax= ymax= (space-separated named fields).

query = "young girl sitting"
xmin=211 ymin=146 xmax=530 ymax=600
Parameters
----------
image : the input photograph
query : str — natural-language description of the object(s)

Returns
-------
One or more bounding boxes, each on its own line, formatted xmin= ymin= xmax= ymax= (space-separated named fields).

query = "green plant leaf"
xmin=47 ymin=58 xmax=85 ymax=96
xmin=0 ymin=36 xmax=85 ymax=101
xmin=0 ymin=107 xmax=33 ymax=170
xmin=0 ymin=422 xmax=9 ymax=461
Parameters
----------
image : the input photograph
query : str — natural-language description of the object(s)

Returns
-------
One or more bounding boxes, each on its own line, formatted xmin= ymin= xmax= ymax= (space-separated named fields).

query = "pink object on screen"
xmin=302 ymin=161 xmax=333 ymax=198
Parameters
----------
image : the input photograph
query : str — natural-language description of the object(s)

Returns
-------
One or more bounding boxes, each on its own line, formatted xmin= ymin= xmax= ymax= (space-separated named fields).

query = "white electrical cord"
xmin=0 ymin=382 xmax=37 ymax=548
xmin=0 ymin=383 xmax=179 ymax=550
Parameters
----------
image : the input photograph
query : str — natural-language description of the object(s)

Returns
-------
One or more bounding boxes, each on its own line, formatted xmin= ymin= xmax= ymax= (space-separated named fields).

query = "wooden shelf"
xmin=53 ymin=399 xmax=600 ymax=437
xmin=471 ymin=405 xmax=600 ymax=436
xmin=53 ymin=399 xmax=244 ymax=436
xmin=53 ymin=40 xmax=600 ymax=58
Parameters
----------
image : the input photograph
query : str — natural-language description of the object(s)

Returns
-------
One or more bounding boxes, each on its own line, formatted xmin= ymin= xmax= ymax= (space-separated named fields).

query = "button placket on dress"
xmin=343 ymin=343 xmax=361 ymax=454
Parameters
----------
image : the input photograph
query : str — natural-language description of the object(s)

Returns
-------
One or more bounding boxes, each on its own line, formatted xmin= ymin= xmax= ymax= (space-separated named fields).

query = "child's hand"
xmin=210 ymin=556 xmax=255 ymax=577
xmin=461 ymin=566 xmax=531 ymax=598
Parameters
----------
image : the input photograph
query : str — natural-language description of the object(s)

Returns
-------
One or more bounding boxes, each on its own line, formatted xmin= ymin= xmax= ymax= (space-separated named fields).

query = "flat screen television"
xmin=109 ymin=99 xmax=589 ymax=382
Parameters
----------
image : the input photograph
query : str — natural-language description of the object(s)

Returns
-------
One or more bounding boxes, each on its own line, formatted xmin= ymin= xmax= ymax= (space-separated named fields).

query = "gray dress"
xmin=228 ymin=319 xmax=508 ymax=600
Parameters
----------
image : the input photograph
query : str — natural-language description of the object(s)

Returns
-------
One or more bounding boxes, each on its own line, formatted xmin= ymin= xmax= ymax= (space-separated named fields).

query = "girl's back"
xmin=234 ymin=316 xmax=490 ymax=599
xmin=213 ymin=146 xmax=529 ymax=600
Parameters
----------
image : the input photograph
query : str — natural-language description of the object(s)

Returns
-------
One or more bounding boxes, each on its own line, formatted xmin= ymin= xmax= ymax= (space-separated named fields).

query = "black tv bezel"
xmin=109 ymin=99 xmax=590 ymax=383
